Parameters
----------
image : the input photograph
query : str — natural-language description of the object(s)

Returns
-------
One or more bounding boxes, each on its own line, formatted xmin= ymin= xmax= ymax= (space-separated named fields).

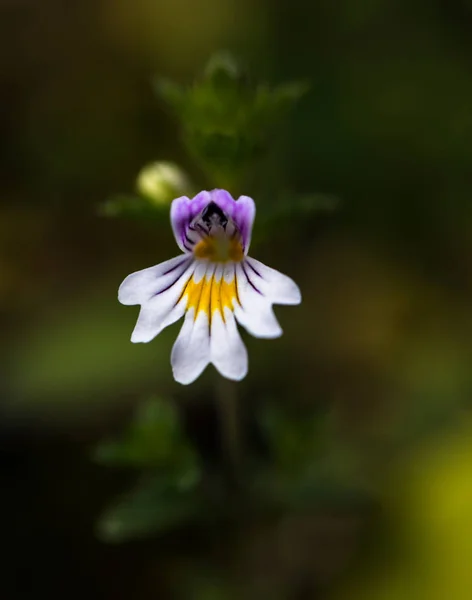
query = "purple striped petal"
xmin=170 ymin=189 xmax=255 ymax=254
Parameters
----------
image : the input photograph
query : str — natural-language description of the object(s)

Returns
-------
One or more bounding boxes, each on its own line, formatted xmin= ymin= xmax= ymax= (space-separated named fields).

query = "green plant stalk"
xmin=216 ymin=377 xmax=242 ymax=484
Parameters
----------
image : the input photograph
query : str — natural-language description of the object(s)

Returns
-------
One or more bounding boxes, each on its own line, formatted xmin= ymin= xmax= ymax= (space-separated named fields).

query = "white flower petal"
xmin=120 ymin=256 xmax=196 ymax=343
xmin=233 ymin=263 xmax=283 ymax=339
xmin=131 ymin=297 xmax=185 ymax=343
xmin=245 ymin=257 xmax=301 ymax=305
xmin=210 ymin=307 xmax=248 ymax=381
xmin=171 ymin=310 xmax=211 ymax=385
xmin=118 ymin=255 xmax=191 ymax=306
xmin=119 ymin=239 xmax=301 ymax=382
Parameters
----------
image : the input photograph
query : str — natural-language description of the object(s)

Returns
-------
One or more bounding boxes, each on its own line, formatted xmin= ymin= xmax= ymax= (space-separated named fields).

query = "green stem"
xmin=216 ymin=378 xmax=242 ymax=483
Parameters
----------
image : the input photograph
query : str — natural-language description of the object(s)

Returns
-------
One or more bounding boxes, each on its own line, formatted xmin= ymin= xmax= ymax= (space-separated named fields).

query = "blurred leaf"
xmin=252 ymin=81 xmax=310 ymax=127
xmin=272 ymin=81 xmax=311 ymax=104
xmin=251 ymin=192 xmax=339 ymax=246
xmin=97 ymin=472 xmax=200 ymax=543
xmin=256 ymin=406 xmax=375 ymax=510
xmin=98 ymin=194 xmax=168 ymax=220
xmin=94 ymin=397 xmax=200 ymax=474
xmin=95 ymin=398 xmax=202 ymax=543
xmin=152 ymin=52 xmax=310 ymax=188
xmin=203 ymin=50 xmax=244 ymax=90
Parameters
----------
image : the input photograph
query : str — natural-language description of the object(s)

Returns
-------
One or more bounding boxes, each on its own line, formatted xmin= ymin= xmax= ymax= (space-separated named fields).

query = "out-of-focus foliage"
xmin=4 ymin=1 xmax=472 ymax=599
xmin=97 ymin=471 xmax=201 ymax=543
xmin=99 ymin=193 xmax=170 ymax=220
xmin=251 ymin=191 xmax=339 ymax=247
xmin=94 ymin=398 xmax=201 ymax=542
xmin=154 ymin=52 xmax=309 ymax=189
xmin=94 ymin=397 xmax=197 ymax=470
xmin=99 ymin=54 xmax=320 ymax=228
xmin=255 ymin=406 xmax=374 ymax=511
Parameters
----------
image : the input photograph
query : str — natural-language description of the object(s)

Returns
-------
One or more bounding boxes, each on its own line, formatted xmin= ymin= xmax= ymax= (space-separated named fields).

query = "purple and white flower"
xmin=118 ymin=189 xmax=301 ymax=385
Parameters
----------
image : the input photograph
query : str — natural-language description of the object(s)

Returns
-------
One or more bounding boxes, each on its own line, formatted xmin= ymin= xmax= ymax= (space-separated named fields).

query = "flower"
xmin=118 ymin=189 xmax=301 ymax=385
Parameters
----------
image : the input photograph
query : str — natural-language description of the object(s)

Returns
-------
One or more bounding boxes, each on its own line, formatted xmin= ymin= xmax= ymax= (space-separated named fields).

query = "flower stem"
xmin=216 ymin=378 xmax=242 ymax=484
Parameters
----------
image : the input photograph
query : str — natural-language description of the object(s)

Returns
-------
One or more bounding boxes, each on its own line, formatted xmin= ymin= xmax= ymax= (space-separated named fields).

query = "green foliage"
xmin=98 ymin=194 xmax=168 ymax=220
xmin=99 ymin=52 xmax=317 ymax=228
xmin=94 ymin=398 xmax=201 ymax=542
xmin=93 ymin=396 xmax=375 ymax=544
xmin=255 ymin=406 xmax=375 ymax=511
xmin=252 ymin=191 xmax=339 ymax=246
xmin=154 ymin=52 xmax=309 ymax=189
xmin=94 ymin=397 xmax=198 ymax=471
xmin=97 ymin=472 xmax=201 ymax=543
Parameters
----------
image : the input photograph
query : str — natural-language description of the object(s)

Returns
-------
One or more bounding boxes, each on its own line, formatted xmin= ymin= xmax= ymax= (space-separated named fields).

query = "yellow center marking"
xmin=182 ymin=274 xmax=239 ymax=323
xmin=193 ymin=236 xmax=244 ymax=263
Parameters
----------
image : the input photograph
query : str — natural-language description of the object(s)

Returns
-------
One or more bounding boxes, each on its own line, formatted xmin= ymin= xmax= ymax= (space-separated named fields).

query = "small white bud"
xmin=136 ymin=161 xmax=192 ymax=205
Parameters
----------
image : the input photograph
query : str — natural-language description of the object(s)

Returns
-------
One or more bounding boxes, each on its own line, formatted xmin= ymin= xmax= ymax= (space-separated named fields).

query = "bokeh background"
xmin=3 ymin=0 xmax=472 ymax=598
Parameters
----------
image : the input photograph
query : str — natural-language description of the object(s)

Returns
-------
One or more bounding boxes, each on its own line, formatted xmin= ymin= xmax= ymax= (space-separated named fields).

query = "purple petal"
xmin=170 ymin=189 xmax=256 ymax=254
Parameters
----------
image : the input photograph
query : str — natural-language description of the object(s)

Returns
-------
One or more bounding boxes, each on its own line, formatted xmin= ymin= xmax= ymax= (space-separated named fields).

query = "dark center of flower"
xmin=201 ymin=202 xmax=228 ymax=229
xmin=193 ymin=203 xmax=243 ymax=262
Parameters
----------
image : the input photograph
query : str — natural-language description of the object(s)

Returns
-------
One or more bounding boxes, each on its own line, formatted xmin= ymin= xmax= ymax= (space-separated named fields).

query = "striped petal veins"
xmin=118 ymin=189 xmax=301 ymax=385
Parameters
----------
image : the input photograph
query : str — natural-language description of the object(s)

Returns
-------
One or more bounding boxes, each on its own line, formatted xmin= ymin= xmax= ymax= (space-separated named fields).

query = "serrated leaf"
xmin=149 ymin=56 xmax=311 ymax=176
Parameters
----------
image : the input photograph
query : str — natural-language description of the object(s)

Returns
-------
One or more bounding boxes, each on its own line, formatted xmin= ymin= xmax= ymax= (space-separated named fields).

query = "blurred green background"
xmin=3 ymin=0 xmax=472 ymax=598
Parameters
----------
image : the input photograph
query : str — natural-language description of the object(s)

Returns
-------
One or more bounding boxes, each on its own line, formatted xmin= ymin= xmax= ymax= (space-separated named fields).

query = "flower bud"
xmin=136 ymin=161 xmax=192 ymax=205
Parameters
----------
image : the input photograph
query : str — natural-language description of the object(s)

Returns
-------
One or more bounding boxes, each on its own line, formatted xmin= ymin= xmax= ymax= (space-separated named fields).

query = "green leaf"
xmin=97 ymin=473 xmax=200 ymax=543
xmin=150 ymin=53 xmax=311 ymax=184
xmin=203 ymin=50 xmax=243 ymax=90
xmin=251 ymin=81 xmax=310 ymax=127
xmin=250 ymin=192 xmax=340 ymax=247
xmin=93 ymin=397 xmax=199 ymax=472
xmin=98 ymin=194 xmax=168 ymax=220
xmin=270 ymin=80 xmax=311 ymax=107
xmin=255 ymin=406 xmax=375 ymax=510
